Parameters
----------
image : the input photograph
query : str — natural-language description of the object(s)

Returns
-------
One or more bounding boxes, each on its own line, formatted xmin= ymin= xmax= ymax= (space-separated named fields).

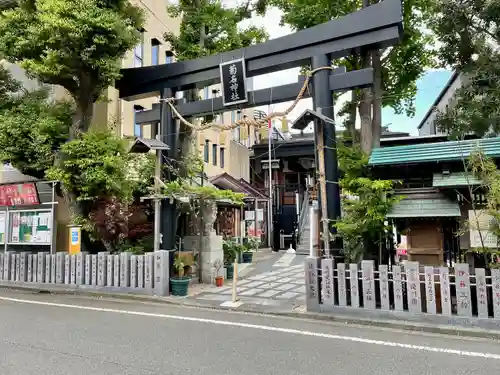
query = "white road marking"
xmin=273 ymin=253 xmax=296 ymax=267
xmin=0 ymin=295 xmax=499 ymax=360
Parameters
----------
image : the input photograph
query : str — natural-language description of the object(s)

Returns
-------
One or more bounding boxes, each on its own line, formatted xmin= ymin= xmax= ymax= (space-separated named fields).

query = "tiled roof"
xmin=432 ymin=172 xmax=482 ymax=188
xmin=369 ymin=137 xmax=500 ymax=166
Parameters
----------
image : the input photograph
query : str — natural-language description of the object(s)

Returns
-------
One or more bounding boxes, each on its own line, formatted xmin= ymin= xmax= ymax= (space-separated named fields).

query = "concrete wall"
xmin=418 ymin=72 xmax=466 ymax=136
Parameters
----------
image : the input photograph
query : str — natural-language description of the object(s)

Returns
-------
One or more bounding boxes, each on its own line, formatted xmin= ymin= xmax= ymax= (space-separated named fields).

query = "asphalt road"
xmin=1 ymin=290 xmax=500 ymax=375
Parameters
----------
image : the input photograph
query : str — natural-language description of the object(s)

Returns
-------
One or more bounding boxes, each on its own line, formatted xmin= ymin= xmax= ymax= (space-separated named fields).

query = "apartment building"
xmin=94 ymin=0 xmax=180 ymax=139
xmin=196 ymin=80 xmax=262 ymax=182
xmin=417 ymin=71 xmax=464 ymax=136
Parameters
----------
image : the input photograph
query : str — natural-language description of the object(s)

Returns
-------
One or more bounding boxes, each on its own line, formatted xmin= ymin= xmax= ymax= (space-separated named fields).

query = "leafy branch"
xmin=334 ymin=143 xmax=402 ymax=263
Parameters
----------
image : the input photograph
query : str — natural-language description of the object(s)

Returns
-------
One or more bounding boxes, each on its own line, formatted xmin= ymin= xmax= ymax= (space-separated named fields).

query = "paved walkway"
xmin=192 ymin=252 xmax=306 ymax=308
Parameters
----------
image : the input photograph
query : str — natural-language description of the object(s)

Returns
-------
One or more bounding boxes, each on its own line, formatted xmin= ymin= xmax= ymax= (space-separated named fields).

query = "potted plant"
xmin=242 ymin=247 xmax=253 ymax=263
xmin=213 ymin=259 xmax=224 ymax=287
xmin=235 ymin=242 xmax=246 ymax=263
xmin=242 ymin=236 xmax=260 ymax=263
xmin=223 ymin=239 xmax=237 ymax=279
xmin=170 ymin=256 xmax=190 ymax=297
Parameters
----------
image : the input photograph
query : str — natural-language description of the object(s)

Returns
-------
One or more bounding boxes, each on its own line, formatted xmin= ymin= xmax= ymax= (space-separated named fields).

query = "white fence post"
xmin=455 ymin=263 xmax=472 ymax=317
xmin=379 ymin=264 xmax=389 ymax=310
xmin=70 ymin=255 xmax=76 ymax=284
xmin=130 ymin=255 xmax=138 ymax=289
xmin=392 ymin=265 xmax=403 ymax=311
xmin=321 ymin=258 xmax=335 ymax=309
xmin=137 ymin=255 xmax=144 ymax=289
xmin=19 ymin=252 xmax=27 ymax=282
xmin=337 ymin=263 xmax=347 ymax=307
xmin=361 ymin=260 xmax=375 ymax=309
xmin=154 ymin=250 xmax=170 ymax=296
xmin=98 ymin=252 xmax=109 ymax=286
xmin=55 ymin=252 xmax=65 ymax=284
xmin=424 ymin=266 xmax=436 ymax=314
xmin=106 ymin=255 xmax=114 ymax=287
xmin=349 ymin=263 xmax=359 ymax=308
xmin=475 ymin=268 xmax=488 ymax=319
xmin=91 ymin=255 xmax=98 ymax=286
xmin=491 ymin=268 xmax=500 ymax=318
xmin=305 ymin=257 xmax=320 ymax=311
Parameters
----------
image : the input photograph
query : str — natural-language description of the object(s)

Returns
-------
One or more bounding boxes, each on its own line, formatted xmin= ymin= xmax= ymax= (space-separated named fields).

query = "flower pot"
xmin=242 ymin=252 xmax=253 ymax=263
xmin=225 ymin=264 xmax=234 ymax=280
xmin=215 ymin=276 xmax=224 ymax=287
xmin=170 ymin=276 xmax=190 ymax=297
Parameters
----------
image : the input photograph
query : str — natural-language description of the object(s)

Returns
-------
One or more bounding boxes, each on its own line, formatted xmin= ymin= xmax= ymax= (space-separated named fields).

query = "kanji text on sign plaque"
xmin=220 ymin=58 xmax=248 ymax=106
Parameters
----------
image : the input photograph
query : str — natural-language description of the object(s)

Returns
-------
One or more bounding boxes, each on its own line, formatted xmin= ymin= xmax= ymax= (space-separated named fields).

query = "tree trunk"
xmin=371 ymin=49 xmax=382 ymax=150
xmin=72 ymin=72 xmax=96 ymax=138
xmin=359 ymin=51 xmax=372 ymax=154
xmin=345 ymin=90 xmax=358 ymax=142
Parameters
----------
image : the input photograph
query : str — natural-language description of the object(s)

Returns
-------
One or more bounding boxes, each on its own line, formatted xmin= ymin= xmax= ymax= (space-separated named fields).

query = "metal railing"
xmin=297 ymin=189 xmax=310 ymax=244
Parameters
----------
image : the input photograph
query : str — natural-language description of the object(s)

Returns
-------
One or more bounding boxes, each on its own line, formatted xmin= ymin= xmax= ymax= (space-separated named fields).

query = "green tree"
xmin=164 ymin=0 xmax=268 ymax=61
xmin=0 ymin=65 xmax=73 ymax=179
xmin=334 ymin=143 xmax=401 ymax=262
xmin=0 ymin=0 xmax=147 ymax=239
xmin=271 ymin=0 xmax=435 ymax=153
xmin=45 ymin=127 xmax=155 ymax=251
xmin=430 ymin=0 xmax=500 ymax=137
xmin=164 ymin=0 xmax=268 ymax=153
xmin=462 ymin=151 xmax=500 ymax=268
xmin=0 ymin=0 xmax=145 ymax=135
xmin=163 ymin=0 xmax=268 ymax=174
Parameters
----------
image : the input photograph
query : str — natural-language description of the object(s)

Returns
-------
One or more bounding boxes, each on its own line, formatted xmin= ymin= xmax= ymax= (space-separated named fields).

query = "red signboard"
xmin=396 ymin=248 xmax=407 ymax=256
xmin=0 ymin=183 xmax=39 ymax=206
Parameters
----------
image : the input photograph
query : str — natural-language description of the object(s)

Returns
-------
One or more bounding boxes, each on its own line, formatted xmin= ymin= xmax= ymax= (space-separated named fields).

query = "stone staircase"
xmin=296 ymin=204 xmax=312 ymax=255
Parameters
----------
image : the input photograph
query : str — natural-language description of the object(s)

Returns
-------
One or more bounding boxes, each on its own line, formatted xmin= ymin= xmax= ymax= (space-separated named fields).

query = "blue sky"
xmin=254 ymin=68 xmax=454 ymax=134
xmin=248 ymin=8 xmax=454 ymax=135
xmin=382 ymin=69 xmax=453 ymax=135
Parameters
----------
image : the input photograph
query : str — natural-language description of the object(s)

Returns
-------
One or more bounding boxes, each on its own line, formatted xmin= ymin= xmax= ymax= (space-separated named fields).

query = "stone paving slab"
xmin=194 ymin=253 xmax=306 ymax=307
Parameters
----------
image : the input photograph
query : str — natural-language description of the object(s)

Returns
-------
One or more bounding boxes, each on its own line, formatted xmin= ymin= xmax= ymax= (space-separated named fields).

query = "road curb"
xmin=1 ymin=283 xmax=500 ymax=340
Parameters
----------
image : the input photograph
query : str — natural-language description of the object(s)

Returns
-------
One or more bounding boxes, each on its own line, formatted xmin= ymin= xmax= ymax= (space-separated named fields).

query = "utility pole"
xmin=314 ymin=111 xmax=331 ymax=256
xmin=267 ymin=105 xmax=273 ymax=250
xmin=311 ymin=55 xmax=341 ymax=258
xmin=153 ymin=121 xmax=162 ymax=252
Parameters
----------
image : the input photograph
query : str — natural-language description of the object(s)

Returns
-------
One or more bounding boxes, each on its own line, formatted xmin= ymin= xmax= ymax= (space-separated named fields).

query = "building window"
xmin=134 ymin=30 xmax=144 ymax=67
xmin=212 ymin=144 xmax=217 ymax=166
xmin=204 ymin=140 xmax=209 ymax=162
xmin=220 ymin=147 xmax=225 ymax=168
xmin=165 ymin=51 xmax=174 ymax=64
xmin=237 ymin=111 xmax=242 ymax=121
xmin=203 ymin=87 xmax=209 ymax=99
xmin=232 ymin=127 xmax=240 ymax=142
xmin=134 ymin=105 xmax=145 ymax=137
xmin=231 ymin=110 xmax=235 ymax=123
xmin=151 ymin=38 xmax=160 ymax=65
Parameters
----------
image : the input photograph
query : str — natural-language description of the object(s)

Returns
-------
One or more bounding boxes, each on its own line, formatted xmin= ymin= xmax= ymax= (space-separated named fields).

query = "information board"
xmin=9 ymin=210 xmax=52 ymax=244
xmin=0 ymin=211 xmax=5 ymax=244
xmin=469 ymin=210 xmax=498 ymax=247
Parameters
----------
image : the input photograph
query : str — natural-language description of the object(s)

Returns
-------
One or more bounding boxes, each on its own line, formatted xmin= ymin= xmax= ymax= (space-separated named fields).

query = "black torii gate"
xmin=115 ymin=0 xmax=403 ymax=256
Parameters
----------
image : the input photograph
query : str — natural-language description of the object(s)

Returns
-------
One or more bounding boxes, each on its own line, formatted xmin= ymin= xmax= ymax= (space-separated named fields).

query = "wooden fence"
xmin=305 ymin=258 xmax=500 ymax=319
xmin=0 ymin=251 xmax=171 ymax=296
